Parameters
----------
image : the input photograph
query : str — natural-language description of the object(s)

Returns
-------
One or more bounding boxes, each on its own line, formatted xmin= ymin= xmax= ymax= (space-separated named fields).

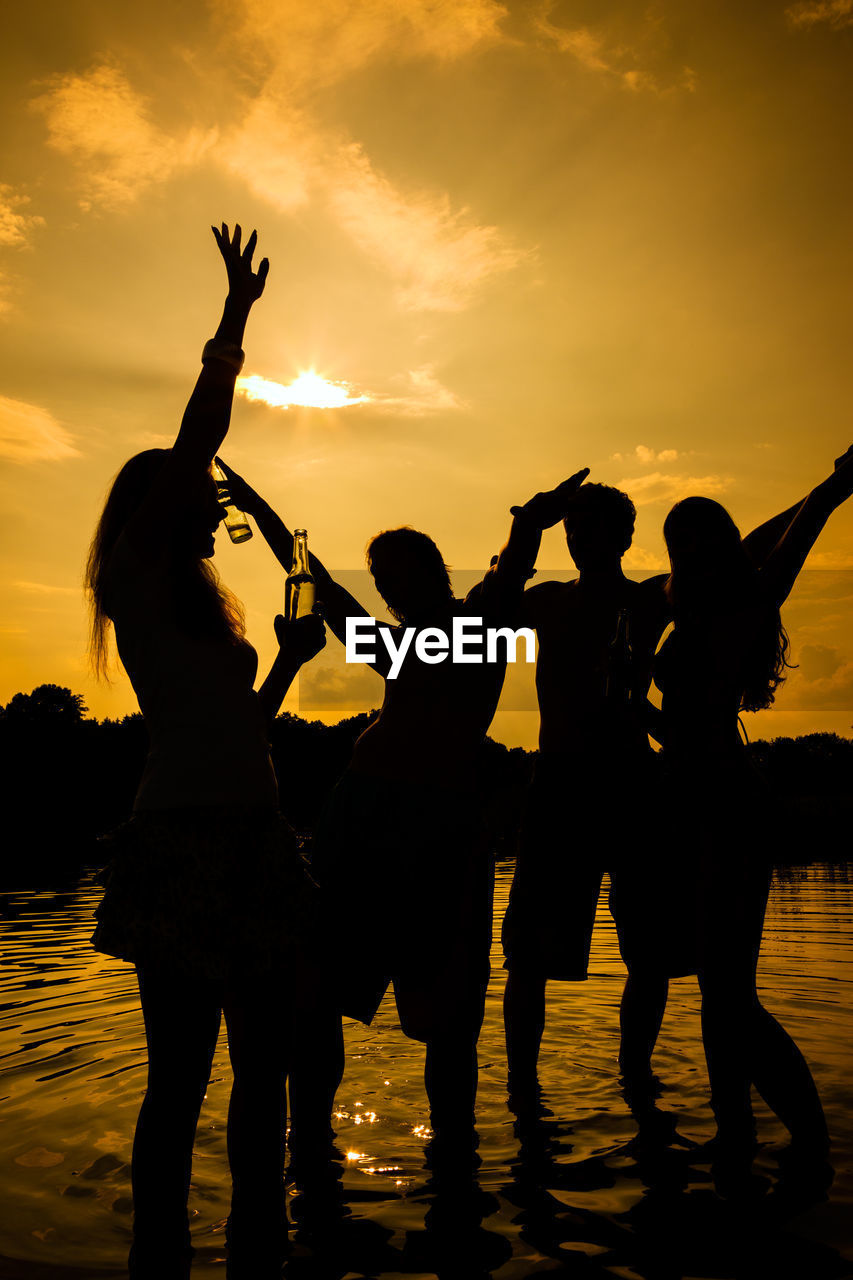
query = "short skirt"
xmin=91 ymin=807 xmax=320 ymax=982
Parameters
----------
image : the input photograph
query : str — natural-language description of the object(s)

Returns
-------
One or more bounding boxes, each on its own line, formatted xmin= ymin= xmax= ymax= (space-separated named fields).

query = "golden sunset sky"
xmin=2 ymin=0 xmax=853 ymax=747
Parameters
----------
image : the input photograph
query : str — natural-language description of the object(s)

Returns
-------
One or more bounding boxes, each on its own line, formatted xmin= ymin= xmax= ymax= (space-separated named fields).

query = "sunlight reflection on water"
xmin=0 ymin=864 xmax=852 ymax=1278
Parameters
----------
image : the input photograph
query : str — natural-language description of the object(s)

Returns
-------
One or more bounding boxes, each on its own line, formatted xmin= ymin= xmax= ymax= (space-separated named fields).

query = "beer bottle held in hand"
xmin=211 ymin=460 xmax=253 ymax=544
xmin=604 ymin=608 xmax=632 ymax=704
xmin=285 ymin=529 xmax=316 ymax=621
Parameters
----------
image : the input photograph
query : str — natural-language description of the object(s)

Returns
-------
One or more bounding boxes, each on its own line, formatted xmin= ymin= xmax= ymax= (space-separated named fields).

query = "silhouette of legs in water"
xmin=697 ymin=860 xmax=829 ymax=1157
xmin=287 ymin=1007 xmax=345 ymax=1177
xmin=131 ymin=967 xmax=294 ymax=1276
xmin=131 ymin=969 xmax=220 ymax=1272
xmin=504 ymin=968 xmax=545 ymax=1091
xmin=618 ymin=971 xmax=669 ymax=1085
xmin=223 ymin=978 xmax=290 ymax=1255
xmin=502 ymin=755 xmax=676 ymax=1098
xmin=504 ymin=966 xmax=669 ymax=1099
xmin=397 ymin=965 xmax=488 ymax=1144
xmin=425 ymin=1029 xmax=480 ymax=1136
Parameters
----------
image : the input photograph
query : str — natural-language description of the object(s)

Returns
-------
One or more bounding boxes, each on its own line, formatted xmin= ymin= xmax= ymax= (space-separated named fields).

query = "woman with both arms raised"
xmin=651 ymin=444 xmax=853 ymax=1181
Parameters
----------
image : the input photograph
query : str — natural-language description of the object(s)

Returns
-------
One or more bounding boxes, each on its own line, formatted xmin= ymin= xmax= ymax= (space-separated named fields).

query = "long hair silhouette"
xmin=663 ymin=496 xmax=790 ymax=711
xmin=86 ymin=448 xmax=245 ymax=677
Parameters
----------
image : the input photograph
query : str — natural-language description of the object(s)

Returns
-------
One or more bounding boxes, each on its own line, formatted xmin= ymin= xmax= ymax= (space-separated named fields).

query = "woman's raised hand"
xmin=211 ymin=223 xmax=269 ymax=308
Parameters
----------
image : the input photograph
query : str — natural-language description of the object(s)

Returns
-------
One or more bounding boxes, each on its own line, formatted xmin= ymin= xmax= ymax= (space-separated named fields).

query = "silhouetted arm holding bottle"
xmin=213 ymin=459 xmax=375 ymax=644
xmin=755 ymin=445 xmax=853 ymax=608
xmin=257 ymin=612 xmax=326 ymax=731
xmin=124 ymin=224 xmax=269 ymax=551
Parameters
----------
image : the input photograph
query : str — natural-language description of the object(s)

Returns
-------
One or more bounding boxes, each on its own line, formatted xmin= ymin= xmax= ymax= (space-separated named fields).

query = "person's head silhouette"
xmin=663 ymin=495 xmax=789 ymax=710
xmin=366 ymin=527 xmax=453 ymax=623
xmin=663 ymin=496 xmax=743 ymax=581
xmin=87 ymin=449 xmax=240 ymax=676
xmin=562 ymin=484 xmax=635 ymax=571
xmin=95 ymin=449 xmax=226 ymax=565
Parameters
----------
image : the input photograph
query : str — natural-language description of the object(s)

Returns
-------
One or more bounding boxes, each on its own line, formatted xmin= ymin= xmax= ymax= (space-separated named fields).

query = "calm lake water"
xmin=1 ymin=863 xmax=852 ymax=1279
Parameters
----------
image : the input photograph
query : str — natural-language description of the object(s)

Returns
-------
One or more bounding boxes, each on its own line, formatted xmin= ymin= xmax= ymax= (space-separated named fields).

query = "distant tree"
xmin=2 ymin=684 xmax=87 ymax=722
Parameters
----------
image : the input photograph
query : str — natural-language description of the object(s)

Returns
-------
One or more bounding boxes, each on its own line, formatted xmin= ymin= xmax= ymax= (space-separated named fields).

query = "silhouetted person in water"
xmin=85 ymin=226 xmax=326 ymax=1279
xmin=500 ymin=477 xmax=675 ymax=1101
xmin=651 ymin=446 xmax=853 ymax=1178
xmin=214 ymin=460 xmax=574 ymax=1156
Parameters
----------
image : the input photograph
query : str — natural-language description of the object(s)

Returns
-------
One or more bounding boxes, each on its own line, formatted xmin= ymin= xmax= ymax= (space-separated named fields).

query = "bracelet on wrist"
xmin=201 ymin=339 xmax=245 ymax=373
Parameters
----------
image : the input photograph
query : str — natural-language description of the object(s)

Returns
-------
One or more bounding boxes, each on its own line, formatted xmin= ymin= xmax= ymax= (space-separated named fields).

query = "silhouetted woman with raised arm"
xmin=85 ymin=226 xmax=325 ymax=1278
xmin=654 ymin=446 xmax=853 ymax=1178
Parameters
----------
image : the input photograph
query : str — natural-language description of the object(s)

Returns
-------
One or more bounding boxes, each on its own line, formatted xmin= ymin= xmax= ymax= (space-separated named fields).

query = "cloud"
xmin=611 ymin=444 xmax=680 ymax=464
xmin=804 ymin=550 xmax=853 ymax=569
xmin=238 ymin=370 xmax=369 ymax=409
xmin=32 ymin=64 xmax=216 ymax=210
xmin=0 ymin=396 xmax=79 ymax=463
xmin=0 ymin=186 xmax=45 ymax=248
xmin=227 ymin=112 xmax=526 ymax=309
xmin=224 ymin=98 xmax=315 ymax=214
xmin=133 ymin=431 xmax=176 ymax=448
xmin=297 ymin=660 xmax=383 ymax=709
xmin=13 ymin=581 xmax=78 ymax=596
xmin=615 ymin=471 xmax=732 ymax=506
xmin=381 ymin=366 xmax=465 ymax=415
xmin=534 ymin=6 xmax=696 ymax=94
xmin=799 ymin=643 xmax=844 ymax=680
xmin=786 ymin=0 xmax=853 ymax=27
xmin=327 ymin=143 xmax=526 ymax=311
xmin=622 ymin=545 xmax=667 ymax=571
xmin=236 ymin=363 xmax=463 ymax=415
xmin=225 ymin=0 xmax=509 ymax=92
xmin=31 ymin=6 xmax=525 ymax=311
xmin=783 ymin=643 xmax=853 ymax=709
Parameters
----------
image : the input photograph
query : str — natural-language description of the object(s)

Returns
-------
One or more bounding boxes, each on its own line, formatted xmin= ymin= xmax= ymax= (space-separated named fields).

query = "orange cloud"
xmin=0 ymin=397 xmax=79 ymax=463
xmin=32 ymin=64 xmax=216 ymax=210
xmin=224 ymin=0 xmax=509 ymax=91
xmin=611 ymin=444 xmax=681 ymax=464
xmin=236 ymin=363 xmax=462 ymax=415
xmin=0 ymin=186 xmax=45 ymax=248
xmin=238 ymin=370 xmax=369 ymax=409
xmin=327 ymin=144 xmax=526 ymax=311
xmin=13 ymin=581 xmax=78 ymax=596
xmin=615 ymin=471 xmax=732 ymax=506
xmin=30 ymin=5 xmax=525 ymax=311
xmin=786 ymin=0 xmax=853 ymax=27
xmin=534 ymin=5 xmax=697 ymax=94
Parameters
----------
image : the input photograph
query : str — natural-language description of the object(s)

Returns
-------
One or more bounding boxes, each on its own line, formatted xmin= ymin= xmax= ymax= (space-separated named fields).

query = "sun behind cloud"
xmin=237 ymin=370 xmax=369 ymax=409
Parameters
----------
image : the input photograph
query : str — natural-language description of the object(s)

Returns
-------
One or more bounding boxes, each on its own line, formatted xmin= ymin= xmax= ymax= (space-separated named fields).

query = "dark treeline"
xmin=1 ymin=684 xmax=851 ymax=875
xmin=0 ymin=685 xmax=534 ymax=874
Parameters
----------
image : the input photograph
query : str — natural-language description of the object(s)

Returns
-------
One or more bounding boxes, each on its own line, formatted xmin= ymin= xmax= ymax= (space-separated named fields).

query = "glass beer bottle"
xmin=211 ymin=460 xmax=253 ymax=544
xmin=285 ymin=529 xmax=316 ymax=621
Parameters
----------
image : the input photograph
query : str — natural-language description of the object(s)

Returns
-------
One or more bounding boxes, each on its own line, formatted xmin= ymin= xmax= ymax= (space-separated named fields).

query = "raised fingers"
xmin=242 ymin=228 xmax=257 ymax=265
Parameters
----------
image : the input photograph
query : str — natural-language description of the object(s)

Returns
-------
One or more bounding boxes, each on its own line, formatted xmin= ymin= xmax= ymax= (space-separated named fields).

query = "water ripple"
xmin=0 ymin=866 xmax=852 ymax=1277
